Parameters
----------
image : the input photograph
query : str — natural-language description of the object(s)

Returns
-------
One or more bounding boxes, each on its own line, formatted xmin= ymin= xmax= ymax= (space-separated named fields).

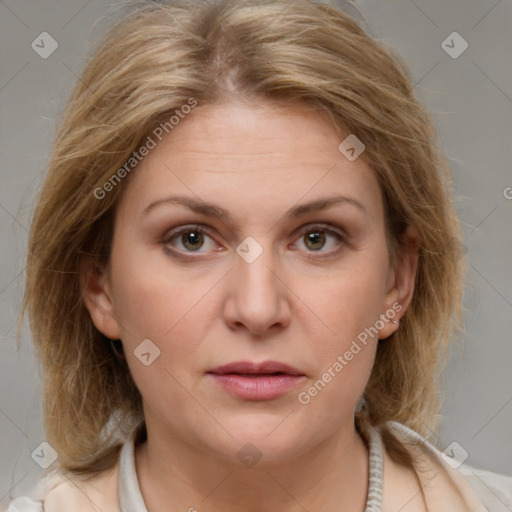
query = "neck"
xmin=134 ymin=415 xmax=369 ymax=512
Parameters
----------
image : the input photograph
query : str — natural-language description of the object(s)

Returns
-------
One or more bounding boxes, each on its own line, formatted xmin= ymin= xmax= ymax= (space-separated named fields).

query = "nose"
xmin=223 ymin=242 xmax=291 ymax=336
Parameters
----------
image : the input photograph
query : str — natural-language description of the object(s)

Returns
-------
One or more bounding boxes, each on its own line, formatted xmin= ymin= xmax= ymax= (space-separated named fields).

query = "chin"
xmin=215 ymin=416 xmax=311 ymax=463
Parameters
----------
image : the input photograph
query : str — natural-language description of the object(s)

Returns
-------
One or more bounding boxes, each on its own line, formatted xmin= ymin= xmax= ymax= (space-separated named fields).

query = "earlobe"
xmin=79 ymin=258 xmax=121 ymax=340
xmin=378 ymin=226 xmax=420 ymax=340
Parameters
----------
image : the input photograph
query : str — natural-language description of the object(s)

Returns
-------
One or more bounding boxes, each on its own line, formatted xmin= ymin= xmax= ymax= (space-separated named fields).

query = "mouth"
xmin=206 ymin=360 xmax=305 ymax=400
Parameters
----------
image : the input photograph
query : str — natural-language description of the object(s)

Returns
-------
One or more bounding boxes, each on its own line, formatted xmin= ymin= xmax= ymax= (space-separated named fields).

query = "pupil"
xmin=305 ymin=232 xmax=325 ymax=250
xmin=182 ymin=232 xmax=203 ymax=250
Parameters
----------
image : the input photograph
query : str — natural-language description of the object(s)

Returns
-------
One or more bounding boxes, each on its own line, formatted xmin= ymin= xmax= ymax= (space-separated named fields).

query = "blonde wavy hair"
xmin=20 ymin=0 xmax=466 ymax=485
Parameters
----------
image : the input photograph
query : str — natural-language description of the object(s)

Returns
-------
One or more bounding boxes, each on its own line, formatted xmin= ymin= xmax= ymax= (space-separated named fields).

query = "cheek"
xmin=298 ymin=280 xmax=379 ymax=424
xmin=108 ymin=259 xmax=214 ymax=415
xmin=109 ymin=241 xmax=222 ymax=373
xmin=299 ymin=256 xmax=387 ymax=401
xmin=110 ymin=234 xmax=189 ymax=334
xmin=309 ymin=259 xmax=387 ymax=342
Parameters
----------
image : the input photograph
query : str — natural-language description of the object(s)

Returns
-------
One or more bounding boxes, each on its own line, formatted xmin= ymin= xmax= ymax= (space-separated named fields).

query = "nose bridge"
xmin=225 ymin=235 xmax=289 ymax=333
xmin=234 ymin=236 xmax=280 ymax=298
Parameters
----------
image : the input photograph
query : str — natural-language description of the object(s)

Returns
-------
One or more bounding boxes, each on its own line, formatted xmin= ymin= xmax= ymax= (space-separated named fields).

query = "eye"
xmin=162 ymin=223 xmax=346 ymax=258
xmin=291 ymin=223 xmax=346 ymax=254
xmin=163 ymin=225 xmax=220 ymax=254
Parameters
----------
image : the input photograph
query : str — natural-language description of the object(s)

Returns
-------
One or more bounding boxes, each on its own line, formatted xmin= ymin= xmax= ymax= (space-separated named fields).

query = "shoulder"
xmin=3 ymin=496 xmax=43 ymax=512
xmin=385 ymin=421 xmax=512 ymax=511
xmin=4 ymin=423 xmax=144 ymax=512
xmin=457 ymin=462 xmax=512 ymax=509
xmin=3 ymin=464 xmax=120 ymax=512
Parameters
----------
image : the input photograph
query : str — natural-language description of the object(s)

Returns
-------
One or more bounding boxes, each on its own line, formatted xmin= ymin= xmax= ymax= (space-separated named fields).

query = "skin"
xmin=83 ymin=100 xmax=421 ymax=511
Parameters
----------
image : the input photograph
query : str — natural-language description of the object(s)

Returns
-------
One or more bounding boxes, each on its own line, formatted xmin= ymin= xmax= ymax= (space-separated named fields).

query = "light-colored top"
xmin=4 ymin=421 xmax=512 ymax=511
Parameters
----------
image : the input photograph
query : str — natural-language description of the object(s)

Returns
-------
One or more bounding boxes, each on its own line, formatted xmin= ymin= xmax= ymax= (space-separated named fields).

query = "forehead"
xmin=154 ymin=100 xmax=349 ymax=166
xmin=117 ymin=100 xmax=383 ymax=223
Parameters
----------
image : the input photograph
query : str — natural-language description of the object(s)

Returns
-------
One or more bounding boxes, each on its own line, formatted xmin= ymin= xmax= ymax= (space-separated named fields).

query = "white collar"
xmin=118 ymin=426 xmax=149 ymax=512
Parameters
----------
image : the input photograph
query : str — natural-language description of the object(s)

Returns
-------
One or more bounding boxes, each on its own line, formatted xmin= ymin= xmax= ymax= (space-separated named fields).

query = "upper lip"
xmin=208 ymin=360 xmax=304 ymax=376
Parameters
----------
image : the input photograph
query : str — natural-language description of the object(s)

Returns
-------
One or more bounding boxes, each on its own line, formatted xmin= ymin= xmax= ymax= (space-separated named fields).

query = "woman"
xmin=5 ymin=0 xmax=512 ymax=510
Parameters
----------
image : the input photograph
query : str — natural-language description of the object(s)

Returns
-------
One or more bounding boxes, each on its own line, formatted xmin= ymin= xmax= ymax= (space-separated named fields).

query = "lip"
xmin=208 ymin=360 xmax=304 ymax=376
xmin=207 ymin=360 xmax=305 ymax=401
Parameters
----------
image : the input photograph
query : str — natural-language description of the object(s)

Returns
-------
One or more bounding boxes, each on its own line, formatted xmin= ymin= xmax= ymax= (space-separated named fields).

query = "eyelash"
xmin=162 ymin=223 xmax=347 ymax=260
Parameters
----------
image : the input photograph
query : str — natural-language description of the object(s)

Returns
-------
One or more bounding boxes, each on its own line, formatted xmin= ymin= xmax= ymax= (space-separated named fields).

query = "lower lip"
xmin=208 ymin=373 xmax=305 ymax=400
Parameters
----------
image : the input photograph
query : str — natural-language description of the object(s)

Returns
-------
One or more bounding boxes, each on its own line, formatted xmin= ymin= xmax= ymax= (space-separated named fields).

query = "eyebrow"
xmin=141 ymin=194 xmax=367 ymax=222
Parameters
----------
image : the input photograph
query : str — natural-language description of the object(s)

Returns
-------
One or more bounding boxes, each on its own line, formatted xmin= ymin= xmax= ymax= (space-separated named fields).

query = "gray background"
xmin=1 ymin=0 xmax=511 ymax=505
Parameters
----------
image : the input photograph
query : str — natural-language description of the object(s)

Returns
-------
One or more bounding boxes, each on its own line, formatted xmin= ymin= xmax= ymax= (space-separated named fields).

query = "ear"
xmin=79 ymin=257 xmax=121 ymax=340
xmin=377 ymin=226 xmax=420 ymax=340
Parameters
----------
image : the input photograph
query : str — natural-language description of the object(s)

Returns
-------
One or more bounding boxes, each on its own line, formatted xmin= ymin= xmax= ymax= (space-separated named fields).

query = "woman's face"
xmin=84 ymin=100 xmax=417 ymax=465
